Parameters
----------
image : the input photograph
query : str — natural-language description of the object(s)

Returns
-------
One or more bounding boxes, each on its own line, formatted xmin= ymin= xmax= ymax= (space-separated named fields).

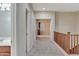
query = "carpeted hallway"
xmin=27 ymin=38 xmax=65 ymax=56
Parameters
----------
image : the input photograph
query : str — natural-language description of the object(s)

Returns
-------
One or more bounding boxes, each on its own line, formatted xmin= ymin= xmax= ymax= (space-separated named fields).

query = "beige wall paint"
xmin=55 ymin=12 xmax=76 ymax=34
xmin=34 ymin=11 xmax=79 ymax=39
xmin=76 ymin=12 xmax=79 ymax=34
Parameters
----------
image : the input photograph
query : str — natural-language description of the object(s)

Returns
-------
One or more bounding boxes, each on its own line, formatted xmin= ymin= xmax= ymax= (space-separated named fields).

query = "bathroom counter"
xmin=0 ymin=37 xmax=11 ymax=46
xmin=0 ymin=37 xmax=11 ymax=56
xmin=0 ymin=46 xmax=11 ymax=56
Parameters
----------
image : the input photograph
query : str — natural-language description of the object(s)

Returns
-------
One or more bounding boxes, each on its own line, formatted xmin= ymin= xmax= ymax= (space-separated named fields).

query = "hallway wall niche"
xmin=34 ymin=11 xmax=55 ymax=41
xmin=36 ymin=19 xmax=50 ymax=35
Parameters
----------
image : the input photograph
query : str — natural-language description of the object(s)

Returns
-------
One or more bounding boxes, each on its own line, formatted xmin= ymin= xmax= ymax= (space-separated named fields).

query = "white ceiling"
xmin=32 ymin=3 xmax=79 ymax=12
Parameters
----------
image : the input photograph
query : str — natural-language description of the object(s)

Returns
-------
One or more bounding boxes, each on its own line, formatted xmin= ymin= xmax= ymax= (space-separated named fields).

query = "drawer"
xmin=0 ymin=53 xmax=10 ymax=56
xmin=0 ymin=46 xmax=10 ymax=53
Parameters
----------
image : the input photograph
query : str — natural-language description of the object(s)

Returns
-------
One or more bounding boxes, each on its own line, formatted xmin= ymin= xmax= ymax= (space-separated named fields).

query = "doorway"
xmin=36 ymin=19 xmax=50 ymax=38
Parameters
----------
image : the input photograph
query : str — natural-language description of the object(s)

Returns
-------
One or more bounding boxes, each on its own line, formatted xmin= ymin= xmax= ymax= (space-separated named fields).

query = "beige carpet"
xmin=27 ymin=38 xmax=64 ymax=56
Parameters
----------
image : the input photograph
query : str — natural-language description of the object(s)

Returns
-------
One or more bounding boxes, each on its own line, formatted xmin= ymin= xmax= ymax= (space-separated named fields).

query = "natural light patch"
xmin=0 ymin=3 xmax=11 ymax=11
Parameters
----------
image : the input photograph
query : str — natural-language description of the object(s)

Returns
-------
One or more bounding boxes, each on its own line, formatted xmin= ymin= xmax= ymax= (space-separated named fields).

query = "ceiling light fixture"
xmin=43 ymin=8 xmax=46 ymax=10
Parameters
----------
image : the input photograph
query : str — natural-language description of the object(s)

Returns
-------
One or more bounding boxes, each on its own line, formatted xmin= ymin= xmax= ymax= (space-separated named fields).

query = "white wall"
xmin=0 ymin=11 xmax=11 ymax=37
xmin=34 ymin=11 xmax=55 ymax=41
xmin=55 ymin=12 xmax=76 ymax=34
xmin=27 ymin=4 xmax=36 ymax=53
xmin=11 ymin=3 xmax=17 ymax=56
xmin=35 ymin=11 xmax=52 ymax=19
xmin=15 ymin=3 xmax=36 ymax=56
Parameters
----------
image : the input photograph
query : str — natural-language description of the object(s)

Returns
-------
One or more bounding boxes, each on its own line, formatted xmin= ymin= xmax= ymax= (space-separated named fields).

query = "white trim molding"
xmin=53 ymin=41 xmax=68 ymax=56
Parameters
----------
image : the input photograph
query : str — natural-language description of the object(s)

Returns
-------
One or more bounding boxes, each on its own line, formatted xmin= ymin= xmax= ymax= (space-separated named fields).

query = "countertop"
xmin=0 ymin=37 xmax=11 ymax=46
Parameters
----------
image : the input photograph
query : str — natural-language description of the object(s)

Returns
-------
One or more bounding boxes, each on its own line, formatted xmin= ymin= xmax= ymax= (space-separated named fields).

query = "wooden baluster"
xmin=71 ymin=35 xmax=72 ymax=54
xmin=63 ymin=34 xmax=65 ymax=50
xmin=77 ymin=35 xmax=78 ymax=46
xmin=71 ymin=35 xmax=74 ymax=54
xmin=54 ymin=32 xmax=79 ymax=54
xmin=66 ymin=32 xmax=70 ymax=54
xmin=74 ymin=35 xmax=75 ymax=47
xmin=77 ymin=35 xmax=78 ymax=54
xmin=77 ymin=35 xmax=79 ymax=54
xmin=73 ymin=35 xmax=75 ymax=54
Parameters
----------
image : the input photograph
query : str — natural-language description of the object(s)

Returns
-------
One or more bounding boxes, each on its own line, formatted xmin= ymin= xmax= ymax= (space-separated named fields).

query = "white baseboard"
xmin=52 ymin=41 xmax=68 ymax=56
xmin=36 ymin=35 xmax=50 ymax=37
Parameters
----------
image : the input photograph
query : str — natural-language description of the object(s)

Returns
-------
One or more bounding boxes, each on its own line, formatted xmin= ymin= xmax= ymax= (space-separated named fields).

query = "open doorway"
xmin=36 ymin=19 xmax=50 ymax=39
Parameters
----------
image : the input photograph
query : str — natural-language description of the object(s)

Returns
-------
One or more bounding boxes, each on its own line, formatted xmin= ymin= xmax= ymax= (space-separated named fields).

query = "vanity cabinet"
xmin=0 ymin=46 xmax=10 ymax=56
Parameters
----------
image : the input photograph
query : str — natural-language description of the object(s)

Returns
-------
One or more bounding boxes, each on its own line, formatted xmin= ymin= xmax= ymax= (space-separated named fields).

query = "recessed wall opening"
xmin=36 ymin=19 xmax=50 ymax=39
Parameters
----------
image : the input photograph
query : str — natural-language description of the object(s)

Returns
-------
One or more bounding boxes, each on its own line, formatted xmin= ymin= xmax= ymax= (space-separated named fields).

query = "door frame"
xmin=11 ymin=3 xmax=17 ymax=56
xmin=36 ymin=19 xmax=51 ymax=38
xmin=36 ymin=19 xmax=51 ymax=35
xmin=25 ymin=8 xmax=28 ymax=55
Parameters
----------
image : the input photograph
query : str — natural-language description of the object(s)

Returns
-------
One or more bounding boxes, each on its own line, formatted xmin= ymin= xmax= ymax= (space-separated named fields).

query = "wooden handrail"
xmin=54 ymin=32 xmax=79 ymax=54
xmin=70 ymin=34 xmax=79 ymax=54
xmin=54 ymin=32 xmax=70 ymax=54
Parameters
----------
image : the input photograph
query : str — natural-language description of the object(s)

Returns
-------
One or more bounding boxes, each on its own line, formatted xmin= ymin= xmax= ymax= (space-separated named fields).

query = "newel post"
xmin=66 ymin=32 xmax=70 ymax=54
